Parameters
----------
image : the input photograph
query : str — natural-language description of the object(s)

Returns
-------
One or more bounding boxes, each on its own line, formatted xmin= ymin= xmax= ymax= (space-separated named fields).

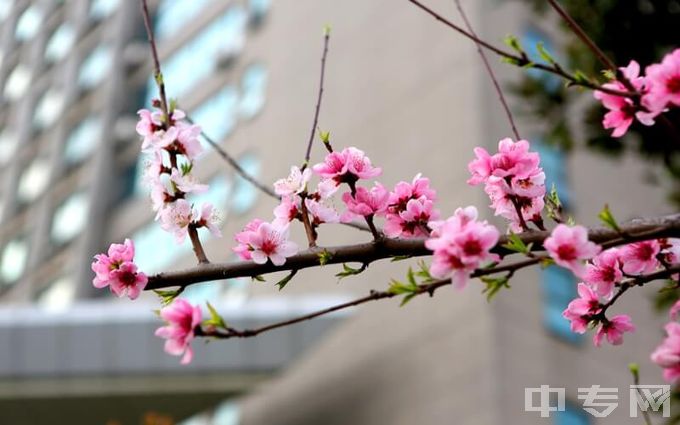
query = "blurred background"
xmin=0 ymin=0 xmax=677 ymax=424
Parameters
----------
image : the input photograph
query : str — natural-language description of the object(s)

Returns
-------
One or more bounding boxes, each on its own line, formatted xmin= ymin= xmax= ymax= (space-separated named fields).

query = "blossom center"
xmin=556 ymin=244 xmax=577 ymax=261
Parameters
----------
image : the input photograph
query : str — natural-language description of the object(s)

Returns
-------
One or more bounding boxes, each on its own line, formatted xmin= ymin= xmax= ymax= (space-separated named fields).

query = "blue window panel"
xmin=182 ymin=281 xmax=222 ymax=305
xmin=521 ymin=27 xmax=561 ymax=92
xmin=64 ymin=116 xmax=101 ymax=165
xmin=239 ymin=64 xmax=268 ymax=120
xmin=155 ymin=0 xmax=212 ymax=40
xmin=133 ymin=222 xmax=190 ymax=274
xmin=230 ymin=154 xmax=261 ymax=215
xmin=542 ymin=265 xmax=583 ymax=344
xmin=15 ymin=5 xmax=41 ymax=41
xmin=90 ymin=0 xmax=119 ymax=20
xmin=554 ymin=404 xmax=590 ymax=425
xmin=192 ymin=85 xmax=239 ymax=145
xmin=248 ymin=0 xmax=270 ymax=25
xmin=534 ymin=140 xmax=572 ymax=208
xmin=150 ymin=6 xmax=247 ymax=103
xmin=78 ymin=46 xmax=112 ymax=90
xmin=192 ymin=175 xmax=233 ymax=212
xmin=45 ymin=24 xmax=75 ymax=63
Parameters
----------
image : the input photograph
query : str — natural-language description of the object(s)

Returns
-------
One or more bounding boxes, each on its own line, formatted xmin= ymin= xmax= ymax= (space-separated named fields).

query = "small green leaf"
xmin=566 ymin=216 xmax=576 ymax=226
xmin=169 ymin=98 xmax=177 ymax=114
xmin=335 ymin=263 xmax=367 ymax=281
xmin=323 ymin=24 xmax=331 ymax=36
xmin=180 ymin=161 xmax=193 ymax=176
xmin=480 ymin=276 xmax=510 ymax=302
xmin=628 ymin=363 xmax=640 ymax=379
xmin=400 ymin=293 xmax=417 ymax=307
xmin=536 ymin=41 xmax=556 ymax=65
xmin=540 ymin=258 xmax=555 ymax=268
xmin=503 ymin=34 xmax=523 ymax=54
xmin=503 ymin=233 xmax=530 ymax=254
xmin=501 ymin=56 xmax=521 ymax=66
xmin=319 ymin=130 xmax=331 ymax=144
xmin=545 ymin=183 xmax=563 ymax=223
xmin=390 ymin=255 xmax=412 ymax=262
xmin=204 ymin=302 xmax=227 ymax=329
xmin=275 ymin=270 xmax=297 ymax=290
xmin=598 ymin=204 xmax=621 ymax=232
xmin=601 ymin=69 xmax=616 ymax=81
xmin=153 ymin=288 xmax=183 ymax=306
xmin=252 ymin=275 xmax=266 ymax=282
xmin=317 ymin=250 xmax=332 ymax=266
xmin=415 ymin=260 xmax=431 ymax=280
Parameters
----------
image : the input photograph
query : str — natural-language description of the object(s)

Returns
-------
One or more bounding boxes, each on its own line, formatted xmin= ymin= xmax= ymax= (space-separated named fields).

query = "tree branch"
xmin=146 ymin=213 xmax=680 ymax=290
xmin=301 ymin=28 xmax=330 ymax=171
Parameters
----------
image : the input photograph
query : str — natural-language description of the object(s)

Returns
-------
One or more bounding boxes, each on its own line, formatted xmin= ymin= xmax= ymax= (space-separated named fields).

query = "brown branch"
xmin=453 ymin=0 xmax=520 ymax=140
xmin=188 ymin=224 xmax=210 ymax=264
xmin=145 ymin=213 xmax=680 ymax=290
xmin=406 ymin=0 xmax=636 ymax=98
xmin=301 ymin=29 xmax=330 ymax=171
xmin=299 ymin=194 xmax=318 ymax=247
xmin=140 ymin=0 xmax=169 ymax=121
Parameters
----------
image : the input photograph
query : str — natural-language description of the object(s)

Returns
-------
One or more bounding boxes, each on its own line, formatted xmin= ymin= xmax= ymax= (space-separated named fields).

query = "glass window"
xmin=35 ymin=276 xmax=75 ymax=312
xmin=64 ymin=116 xmax=101 ymax=165
xmin=554 ymin=404 xmax=590 ymax=425
xmin=191 ymin=85 xmax=238 ymax=144
xmin=15 ymin=5 xmax=42 ymax=41
xmin=192 ymin=175 xmax=232 ymax=213
xmin=239 ymin=64 xmax=268 ymax=119
xmin=230 ymin=154 xmax=260 ymax=215
xmin=154 ymin=6 xmax=247 ymax=102
xmin=521 ymin=27 xmax=561 ymax=92
xmin=4 ymin=64 xmax=31 ymax=101
xmin=248 ymin=0 xmax=270 ymax=26
xmin=0 ymin=128 xmax=18 ymax=165
xmin=78 ymin=46 xmax=112 ymax=90
xmin=0 ymin=0 xmax=12 ymax=22
xmin=45 ymin=24 xmax=75 ymax=63
xmin=90 ymin=0 xmax=119 ymax=19
xmin=0 ymin=237 xmax=28 ymax=285
xmin=542 ymin=266 xmax=582 ymax=344
xmin=33 ymin=89 xmax=65 ymax=129
xmin=51 ymin=192 xmax=89 ymax=243
xmin=535 ymin=140 xmax=572 ymax=208
xmin=17 ymin=157 xmax=51 ymax=203
xmin=155 ymin=0 xmax=212 ymax=40
xmin=133 ymin=221 xmax=190 ymax=274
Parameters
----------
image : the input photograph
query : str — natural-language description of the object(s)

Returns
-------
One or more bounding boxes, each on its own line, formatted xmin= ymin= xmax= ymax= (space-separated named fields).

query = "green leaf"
xmin=601 ymin=69 xmax=616 ymax=81
xmin=323 ymin=24 xmax=331 ymax=36
xmin=317 ymin=250 xmax=332 ymax=266
xmin=390 ymin=255 xmax=412 ymax=262
xmin=275 ymin=270 xmax=297 ymax=290
xmin=536 ymin=41 xmax=556 ymax=65
xmin=204 ymin=302 xmax=227 ymax=329
xmin=503 ymin=34 xmax=523 ymax=54
xmin=319 ymin=130 xmax=331 ymax=144
xmin=598 ymin=204 xmax=621 ymax=232
xmin=503 ymin=233 xmax=530 ymax=254
xmin=153 ymin=288 xmax=183 ymax=306
xmin=545 ymin=183 xmax=563 ymax=222
xmin=540 ymin=257 xmax=555 ymax=268
xmin=414 ymin=260 xmax=431 ymax=280
xmin=252 ymin=275 xmax=266 ymax=282
xmin=335 ymin=263 xmax=367 ymax=281
xmin=400 ymin=293 xmax=417 ymax=307
xmin=480 ymin=276 xmax=510 ymax=302
xmin=501 ymin=56 xmax=521 ymax=66
xmin=180 ymin=161 xmax=193 ymax=176
xmin=169 ymin=98 xmax=177 ymax=114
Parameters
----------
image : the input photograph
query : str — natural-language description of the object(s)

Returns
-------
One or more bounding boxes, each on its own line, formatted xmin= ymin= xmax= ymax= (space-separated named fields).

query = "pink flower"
xmin=384 ymin=198 xmax=439 ymax=239
xmin=389 ymin=174 xmax=437 ymax=213
xmin=562 ymin=283 xmax=602 ymax=333
xmin=593 ymin=314 xmax=635 ymax=347
xmin=651 ymin=322 xmax=680 ymax=383
xmin=305 ymin=198 xmax=339 ymax=225
xmin=341 ymin=183 xmax=389 ymax=220
xmin=195 ymin=203 xmax=222 ymax=238
xmin=467 ymin=138 xmax=540 ymax=185
xmin=159 ymin=199 xmax=194 ymax=243
xmin=91 ymin=239 xmax=147 ymax=300
xmin=619 ymin=240 xmax=660 ymax=275
xmin=233 ymin=219 xmax=265 ymax=260
xmin=544 ymin=224 xmax=601 ymax=277
xmin=583 ymin=248 xmax=623 ymax=298
xmin=274 ymin=166 xmax=312 ymax=196
xmin=155 ymin=299 xmax=202 ymax=365
xmin=425 ymin=206 xmax=499 ymax=288
xmin=176 ymin=122 xmax=203 ymax=160
xmin=594 ymin=61 xmax=656 ymax=138
xmin=312 ymin=147 xmax=381 ymax=186
xmin=670 ymin=300 xmax=680 ymax=321
xmin=247 ymin=222 xmax=298 ymax=266
xmin=273 ymin=196 xmax=300 ymax=227
xmin=170 ymin=169 xmax=208 ymax=194
xmin=645 ymin=48 xmax=680 ymax=111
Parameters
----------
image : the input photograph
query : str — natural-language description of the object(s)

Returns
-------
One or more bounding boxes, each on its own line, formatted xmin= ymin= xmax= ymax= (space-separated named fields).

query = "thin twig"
xmin=302 ymin=29 xmax=331 ymax=171
xmin=453 ymin=0 xmax=520 ymax=140
xmin=145 ymin=213 xmax=680 ymax=290
xmin=406 ymin=0 xmax=636 ymax=98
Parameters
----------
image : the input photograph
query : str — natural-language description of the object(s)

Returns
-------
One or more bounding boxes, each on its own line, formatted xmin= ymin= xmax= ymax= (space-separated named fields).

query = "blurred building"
xmin=0 ymin=0 xmax=674 ymax=425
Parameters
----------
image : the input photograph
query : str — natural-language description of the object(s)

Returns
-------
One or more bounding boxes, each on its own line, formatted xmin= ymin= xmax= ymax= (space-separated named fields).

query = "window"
xmin=4 ymin=64 xmax=31 ymax=101
xmin=248 ymin=0 xmax=270 ymax=26
xmin=64 ymin=116 xmax=101 ymax=165
xmin=554 ymin=404 xmax=590 ymax=425
xmin=15 ymin=5 xmax=42 ymax=41
xmin=152 ymin=6 xmax=247 ymax=101
xmin=90 ymin=0 xmax=119 ymax=20
xmin=45 ymin=24 xmax=75 ymax=63
xmin=192 ymin=175 xmax=232 ymax=213
xmin=230 ymin=154 xmax=260 ymax=215
xmin=239 ymin=63 xmax=267 ymax=119
xmin=521 ymin=27 xmax=561 ymax=92
xmin=35 ymin=276 xmax=75 ymax=312
xmin=17 ymin=157 xmax=51 ymax=203
xmin=51 ymin=192 xmax=89 ymax=243
xmin=155 ymin=0 xmax=212 ymax=40
xmin=33 ymin=89 xmax=65 ymax=129
xmin=0 ymin=128 xmax=17 ymax=165
xmin=0 ymin=0 xmax=12 ymax=22
xmin=542 ymin=266 xmax=582 ymax=344
xmin=133 ymin=221 xmax=190 ymax=274
xmin=535 ymin=140 xmax=572 ymax=208
xmin=0 ymin=237 xmax=28 ymax=285
xmin=191 ymin=85 xmax=238 ymax=144
xmin=78 ymin=46 xmax=112 ymax=90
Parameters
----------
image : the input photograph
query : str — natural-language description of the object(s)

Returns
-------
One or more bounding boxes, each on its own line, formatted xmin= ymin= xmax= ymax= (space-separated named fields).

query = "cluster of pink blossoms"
xmin=136 ymin=106 xmax=220 ymax=243
xmin=154 ymin=298 xmax=202 ymax=365
xmin=91 ymin=239 xmax=147 ymax=300
xmin=594 ymin=48 xmax=680 ymax=137
xmin=559 ymin=238 xmax=680 ymax=351
xmin=425 ymin=206 xmax=499 ymax=288
xmin=468 ymin=138 xmax=545 ymax=232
